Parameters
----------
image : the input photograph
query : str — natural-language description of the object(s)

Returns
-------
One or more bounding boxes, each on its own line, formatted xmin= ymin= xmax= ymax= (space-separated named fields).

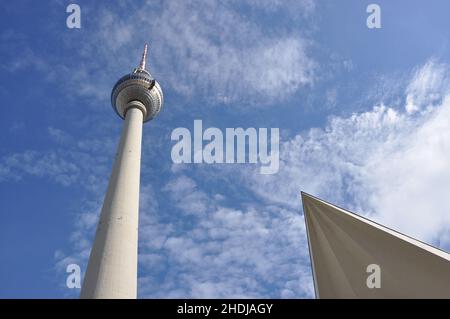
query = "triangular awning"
xmin=301 ymin=192 xmax=450 ymax=299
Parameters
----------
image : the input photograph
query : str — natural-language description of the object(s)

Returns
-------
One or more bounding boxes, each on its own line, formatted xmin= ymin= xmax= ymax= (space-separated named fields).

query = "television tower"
xmin=80 ymin=44 xmax=163 ymax=299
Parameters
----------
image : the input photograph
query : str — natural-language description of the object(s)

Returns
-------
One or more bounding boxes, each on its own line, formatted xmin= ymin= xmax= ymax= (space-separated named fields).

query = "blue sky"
xmin=1 ymin=0 xmax=450 ymax=298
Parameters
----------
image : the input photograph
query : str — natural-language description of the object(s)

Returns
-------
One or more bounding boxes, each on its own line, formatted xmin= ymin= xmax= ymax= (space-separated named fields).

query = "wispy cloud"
xmin=0 ymin=150 xmax=80 ymax=186
xmin=163 ymin=175 xmax=211 ymax=216
xmin=1 ymin=1 xmax=316 ymax=108
xmin=405 ymin=60 xmax=450 ymax=114
xmin=139 ymin=175 xmax=313 ymax=298
xmin=245 ymin=59 xmax=450 ymax=249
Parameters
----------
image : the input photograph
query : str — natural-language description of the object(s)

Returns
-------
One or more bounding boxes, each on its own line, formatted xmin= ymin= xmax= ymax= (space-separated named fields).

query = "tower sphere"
xmin=111 ymin=45 xmax=163 ymax=122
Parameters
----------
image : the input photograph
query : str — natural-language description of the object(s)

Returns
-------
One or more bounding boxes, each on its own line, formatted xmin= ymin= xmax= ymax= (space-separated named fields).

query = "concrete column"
xmin=80 ymin=104 xmax=144 ymax=299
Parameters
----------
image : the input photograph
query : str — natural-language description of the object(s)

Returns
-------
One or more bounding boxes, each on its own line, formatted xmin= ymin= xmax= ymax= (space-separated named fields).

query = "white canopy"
xmin=301 ymin=192 xmax=450 ymax=299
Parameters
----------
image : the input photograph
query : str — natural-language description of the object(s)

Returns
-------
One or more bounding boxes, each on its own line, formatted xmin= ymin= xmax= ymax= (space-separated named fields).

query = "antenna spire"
xmin=139 ymin=44 xmax=148 ymax=70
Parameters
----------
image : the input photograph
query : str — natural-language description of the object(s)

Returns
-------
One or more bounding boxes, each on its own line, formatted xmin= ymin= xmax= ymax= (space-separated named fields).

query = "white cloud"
xmin=134 ymin=173 xmax=314 ymax=298
xmin=147 ymin=1 xmax=315 ymax=106
xmin=48 ymin=126 xmax=71 ymax=144
xmin=138 ymin=200 xmax=313 ymax=298
xmin=0 ymin=129 xmax=116 ymax=193
xmin=363 ymin=95 xmax=450 ymax=241
xmin=0 ymin=151 xmax=80 ymax=186
xmin=241 ymin=0 xmax=315 ymax=15
xmin=246 ymin=60 xmax=450 ymax=249
xmin=163 ymin=175 xmax=211 ymax=216
xmin=405 ymin=60 xmax=449 ymax=114
xmin=1 ymin=1 xmax=315 ymax=108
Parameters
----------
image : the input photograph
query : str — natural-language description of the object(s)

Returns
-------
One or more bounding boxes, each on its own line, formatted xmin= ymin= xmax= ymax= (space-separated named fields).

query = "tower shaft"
xmin=81 ymin=105 xmax=144 ymax=299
